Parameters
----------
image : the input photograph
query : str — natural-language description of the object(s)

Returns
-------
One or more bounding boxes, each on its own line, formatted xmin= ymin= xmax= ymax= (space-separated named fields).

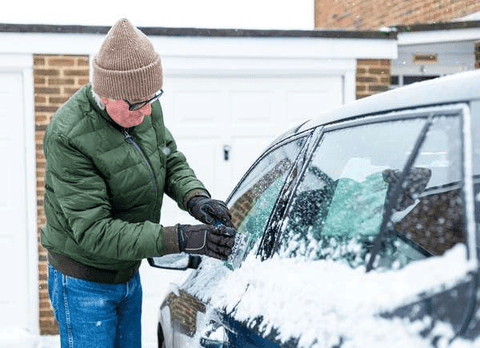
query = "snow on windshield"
xmin=183 ymin=244 xmax=477 ymax=348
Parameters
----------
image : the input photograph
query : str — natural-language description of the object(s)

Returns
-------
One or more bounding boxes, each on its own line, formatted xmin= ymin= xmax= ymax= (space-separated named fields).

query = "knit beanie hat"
xmin=92 ymin=18 xmax=163 ymax=101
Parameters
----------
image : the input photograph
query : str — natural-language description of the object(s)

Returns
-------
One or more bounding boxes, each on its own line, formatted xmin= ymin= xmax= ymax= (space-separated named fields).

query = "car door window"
xmin=279 ymin=115 xmax=464 ymax=270
xmin=227 ymin=136 xmax=307 ymax=267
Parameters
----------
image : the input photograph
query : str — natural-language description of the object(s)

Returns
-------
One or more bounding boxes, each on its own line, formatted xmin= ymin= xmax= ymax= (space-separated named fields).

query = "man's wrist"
xmin=162 ymin=225 xmax=180 ymax=254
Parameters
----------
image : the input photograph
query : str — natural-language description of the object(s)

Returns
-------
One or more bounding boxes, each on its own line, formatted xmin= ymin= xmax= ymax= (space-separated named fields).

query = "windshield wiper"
xmin=366 ymin=116 xmax=433 ymax=272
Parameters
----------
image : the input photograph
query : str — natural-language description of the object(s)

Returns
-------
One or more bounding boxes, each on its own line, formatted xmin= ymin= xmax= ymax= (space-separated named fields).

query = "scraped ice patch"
xmin=182 ymin=244 xmax=475 ymax=347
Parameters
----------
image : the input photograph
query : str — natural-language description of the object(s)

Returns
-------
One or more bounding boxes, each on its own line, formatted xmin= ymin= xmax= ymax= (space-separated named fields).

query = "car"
xmin=148 ymin=69 xmax=480 ymax=348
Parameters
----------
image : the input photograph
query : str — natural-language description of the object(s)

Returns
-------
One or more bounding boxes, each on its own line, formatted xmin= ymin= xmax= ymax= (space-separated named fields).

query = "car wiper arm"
xmin=366 ymin=116 xmax=433 ymax=272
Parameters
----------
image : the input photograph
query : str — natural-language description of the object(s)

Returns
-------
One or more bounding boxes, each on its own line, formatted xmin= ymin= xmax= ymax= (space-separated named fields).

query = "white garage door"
xmin=161 ymin=75 xmax=343 ymax=222
xmin=140 ymin=74 xmax=343 ymax=347
xmin=0 ymin=72 xmax=30 ymax=331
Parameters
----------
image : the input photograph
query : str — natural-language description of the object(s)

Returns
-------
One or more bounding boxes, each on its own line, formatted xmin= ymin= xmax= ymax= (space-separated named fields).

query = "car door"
xmin=162 ymin=132 xmax=311 ymax=347
xmin=272 ymin=104 xmax=479 ymax=346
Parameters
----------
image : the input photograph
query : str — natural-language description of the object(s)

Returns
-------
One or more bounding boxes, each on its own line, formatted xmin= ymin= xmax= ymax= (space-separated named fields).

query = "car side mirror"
xmin=148 ymin=254 xmax=202 ymax=270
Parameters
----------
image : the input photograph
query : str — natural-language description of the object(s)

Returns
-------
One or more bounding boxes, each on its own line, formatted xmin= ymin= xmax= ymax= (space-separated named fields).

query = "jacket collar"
xmin=85 ymin=83 xmax=130 ymax=132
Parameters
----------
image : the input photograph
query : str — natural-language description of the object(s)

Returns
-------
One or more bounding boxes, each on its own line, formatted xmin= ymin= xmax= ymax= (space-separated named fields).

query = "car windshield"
xmin=278 ymin=115 xmax=464 ymax=270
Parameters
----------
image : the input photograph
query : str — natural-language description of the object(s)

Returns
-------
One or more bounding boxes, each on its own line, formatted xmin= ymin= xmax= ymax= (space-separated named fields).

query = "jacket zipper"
xmin=122 ymin=128 xmax=158 ymax=219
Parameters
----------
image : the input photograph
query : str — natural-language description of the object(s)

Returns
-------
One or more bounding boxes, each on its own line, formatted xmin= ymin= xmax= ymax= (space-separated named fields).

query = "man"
xmin=42 ymin=18 xmax=236 ymax=348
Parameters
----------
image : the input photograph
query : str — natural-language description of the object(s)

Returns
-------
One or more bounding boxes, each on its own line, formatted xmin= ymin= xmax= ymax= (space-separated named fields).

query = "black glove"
xmin=177 ymin=224 xmax=237 ymax=260
xmin=187 ymin=196 xmax=235 ymax=228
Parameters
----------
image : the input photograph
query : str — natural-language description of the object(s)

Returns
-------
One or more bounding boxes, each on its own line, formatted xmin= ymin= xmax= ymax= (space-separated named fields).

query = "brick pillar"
xmin=356 ymin=59 xmax=391 ymax=99
xmin=475 ymin=41 xmax=480 ymax=69
xmin=34 ymin=54 xmax=90 ymax=335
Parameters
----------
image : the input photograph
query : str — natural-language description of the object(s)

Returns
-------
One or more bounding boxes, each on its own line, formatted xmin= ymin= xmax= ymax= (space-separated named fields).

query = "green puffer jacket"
xmin=41 ymin=84 xmax=207 ymax=272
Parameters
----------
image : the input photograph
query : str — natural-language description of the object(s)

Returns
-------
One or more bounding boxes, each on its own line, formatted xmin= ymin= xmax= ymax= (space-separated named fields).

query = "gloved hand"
xmin=177 ymin=224 xmax=237 ymax=260
xmin=187 ymin=196 xmax=235 ymax=228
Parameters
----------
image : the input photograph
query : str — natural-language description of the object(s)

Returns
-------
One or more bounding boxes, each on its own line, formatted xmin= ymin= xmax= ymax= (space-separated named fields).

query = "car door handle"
xmin=200 ymin=325 xmax=229 ymax=347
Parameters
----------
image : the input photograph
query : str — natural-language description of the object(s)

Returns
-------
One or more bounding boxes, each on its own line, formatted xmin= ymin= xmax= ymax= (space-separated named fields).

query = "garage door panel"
xmin=231 ymin=91 xmax=275 ymax=124
xmin=0 ymin=143 xmax=11 ymax=209
xmin=230 ymin=135 xmax=273 ymax=186
xmin=286 ymin=90 xmax=339 ymax=123
xmin=286 ymin=79 xmax=343 ymax=122
xmin=0 ymin=71 xmax=29 ymax=330
xmin=0 ymin=235 xmax=22 ymax=297
xmin=174 ymin=136 xmax=219 ymax=195
xmin=172 ymin=91 xmax=224 ymax=124
xmin=0 ymin=78 xmax=22 ymax=131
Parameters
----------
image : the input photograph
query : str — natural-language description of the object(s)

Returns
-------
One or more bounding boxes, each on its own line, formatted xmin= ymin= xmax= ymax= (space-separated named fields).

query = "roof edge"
xmin=395 ymin=20 xmax=480 ymax=33
xmin=0 ymin=23 xmax=397 ymax=39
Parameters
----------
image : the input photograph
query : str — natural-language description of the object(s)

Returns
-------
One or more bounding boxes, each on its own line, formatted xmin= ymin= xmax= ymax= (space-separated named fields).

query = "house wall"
xmin=34 ymin=54 xmax=90 ymax=335
xmin=356 ymin=59 xmax=391 ymax=99
xmin=314 ymin=0 xmax=480 ymax=30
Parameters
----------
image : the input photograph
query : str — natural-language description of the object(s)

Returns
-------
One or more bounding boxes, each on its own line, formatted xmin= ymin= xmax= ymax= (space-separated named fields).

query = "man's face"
xmin=102 ymin=97 xmax=152 ymax=128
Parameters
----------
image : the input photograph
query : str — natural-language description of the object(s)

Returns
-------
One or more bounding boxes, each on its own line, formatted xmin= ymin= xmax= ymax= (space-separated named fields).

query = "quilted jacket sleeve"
xmin=45 ymin=132 xmax=166 ymax=260
xmin=163 ymin=127 xmax=209 ymax=210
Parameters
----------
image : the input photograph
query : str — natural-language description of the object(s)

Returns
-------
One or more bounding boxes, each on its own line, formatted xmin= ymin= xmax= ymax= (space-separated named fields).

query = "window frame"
xmin=270 ymin=103 xmax=478 ymax=267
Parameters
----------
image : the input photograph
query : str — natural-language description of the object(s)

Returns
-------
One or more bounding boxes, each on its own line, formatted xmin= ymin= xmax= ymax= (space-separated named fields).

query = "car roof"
xmin=295 ymin=69 xmax=480 ymax=134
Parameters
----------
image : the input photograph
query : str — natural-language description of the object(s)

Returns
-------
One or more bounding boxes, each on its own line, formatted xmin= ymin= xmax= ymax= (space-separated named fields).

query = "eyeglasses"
xmin=124 ymin=89 xmax=164 ymax=111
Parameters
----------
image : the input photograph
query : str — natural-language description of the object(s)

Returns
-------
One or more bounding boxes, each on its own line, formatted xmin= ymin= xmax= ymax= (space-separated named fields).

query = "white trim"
xmin=0 ymin=33 xmax=103 ymax=55
xmin=0 ymin=54 xmax=32 ymax=69
xmin=398 ymin=28 xmax=480 ymax=45
xmin=344 ymin=68 xmax=356 ymax=105
xmin=151 ymin=36 xmax=397 ymax=60
xmin=0 ymin=32 xmax=397 ymax=60
xmin=163 ymin=57 xmax=357 ymax=77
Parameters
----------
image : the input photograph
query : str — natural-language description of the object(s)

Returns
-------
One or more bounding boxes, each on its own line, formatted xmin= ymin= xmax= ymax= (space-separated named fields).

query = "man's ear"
xmin=101 ymin=97 xmax=110 ymax=106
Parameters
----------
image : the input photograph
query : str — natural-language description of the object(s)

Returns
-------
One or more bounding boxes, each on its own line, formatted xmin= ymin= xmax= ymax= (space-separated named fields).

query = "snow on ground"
xmin=0 ymin=327 xmax=58 ymax=348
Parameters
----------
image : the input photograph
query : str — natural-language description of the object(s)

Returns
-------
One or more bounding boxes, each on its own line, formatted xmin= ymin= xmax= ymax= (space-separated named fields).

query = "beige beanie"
xmin=92 ymin=18 xmax=163 ymax=101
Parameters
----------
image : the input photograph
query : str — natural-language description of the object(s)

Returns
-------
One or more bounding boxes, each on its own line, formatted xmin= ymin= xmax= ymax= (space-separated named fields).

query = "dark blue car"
xmin=149 ymin=70 xmax=480 ymax=348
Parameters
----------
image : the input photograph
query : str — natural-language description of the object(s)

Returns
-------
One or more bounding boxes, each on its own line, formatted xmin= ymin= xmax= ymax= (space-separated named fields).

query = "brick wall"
xmin=34 ymin=54 xmax=90 ymax=335
xmin=315 ymin=0 xmax=480 ymax=30
xmin=356 ymin=59 xmax=391 ymax=99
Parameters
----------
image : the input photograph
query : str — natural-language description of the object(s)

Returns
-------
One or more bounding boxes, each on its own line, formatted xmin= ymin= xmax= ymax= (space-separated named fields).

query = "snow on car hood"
xmin=182 ymin=244 xmax=478 ymax=348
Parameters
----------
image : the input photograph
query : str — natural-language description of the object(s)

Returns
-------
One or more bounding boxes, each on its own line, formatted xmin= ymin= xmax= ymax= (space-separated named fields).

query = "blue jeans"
xmin=48 ymin=264 xmax=142 ymax=348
